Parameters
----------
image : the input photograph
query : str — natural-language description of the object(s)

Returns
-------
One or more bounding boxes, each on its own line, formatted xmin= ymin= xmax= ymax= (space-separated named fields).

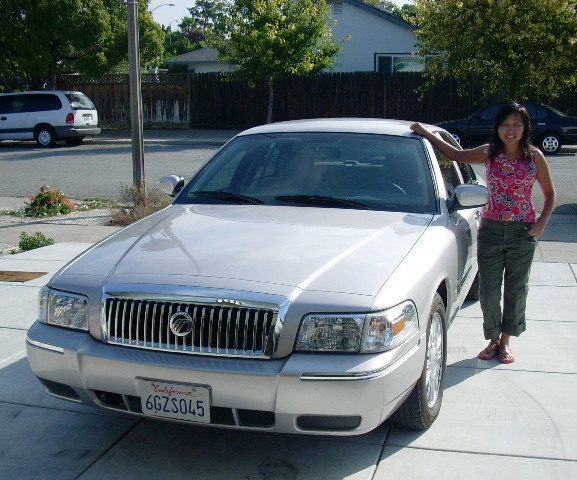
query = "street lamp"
xmin=151 ymin=3 xmax=175 ymax=13
xmin=168 ymin=19 xmax=178 ymax=45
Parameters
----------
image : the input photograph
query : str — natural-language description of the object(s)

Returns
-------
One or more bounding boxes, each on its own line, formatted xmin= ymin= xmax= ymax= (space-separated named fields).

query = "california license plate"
xmin=138 ymin=379 xmax=211 ymax=423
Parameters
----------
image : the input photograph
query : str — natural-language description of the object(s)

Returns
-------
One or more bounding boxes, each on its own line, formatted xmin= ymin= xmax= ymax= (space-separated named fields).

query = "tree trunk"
xmin=267 ymin=83 xmax=274 ymax=124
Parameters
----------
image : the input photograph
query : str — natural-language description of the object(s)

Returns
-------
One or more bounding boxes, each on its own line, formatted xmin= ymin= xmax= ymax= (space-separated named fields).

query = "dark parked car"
xmin=437 ymin=102 xmax=577 ymax=154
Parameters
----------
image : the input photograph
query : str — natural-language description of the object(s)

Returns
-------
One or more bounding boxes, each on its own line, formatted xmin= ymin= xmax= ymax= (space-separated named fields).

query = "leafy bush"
xmin=111 ymin=184 xmax=171 ymax=226
xmin=18 ymin=232 xmax=55 ymax=252
xmin=24 ymin=185 xmax=76 ymax=217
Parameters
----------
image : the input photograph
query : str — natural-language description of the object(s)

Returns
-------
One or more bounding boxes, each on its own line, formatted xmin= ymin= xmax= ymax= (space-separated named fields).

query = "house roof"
xmin=164 ymin=47 xmax=220 ymax=65
xmin=339 ymin=0 xmax=415 ymax=31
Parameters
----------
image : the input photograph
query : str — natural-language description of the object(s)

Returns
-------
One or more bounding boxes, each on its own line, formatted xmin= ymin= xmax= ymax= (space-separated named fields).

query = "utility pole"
xmin=123 ymin=0 xmax=145 ymax=189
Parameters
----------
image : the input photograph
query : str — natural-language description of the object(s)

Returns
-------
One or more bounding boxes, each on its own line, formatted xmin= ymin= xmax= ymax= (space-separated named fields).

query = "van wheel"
xmin=389 ymin=293 xmax=447 ymax=429
xmin=64 ymin=137 xmax=84 ymax=146
xmin=35 ymin=126 xmax=57 ymax=147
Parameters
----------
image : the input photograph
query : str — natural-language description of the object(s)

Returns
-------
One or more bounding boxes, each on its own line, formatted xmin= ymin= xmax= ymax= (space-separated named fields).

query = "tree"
xmin=361 ymin=1 xmax=416 ymax=24
xmin=414 ymin=0 xmax=577 ymax=101
xmin=0 ymin=0 xmax=164 ymax=90
xmin=212 ymin=0 xmax=346 ymax=123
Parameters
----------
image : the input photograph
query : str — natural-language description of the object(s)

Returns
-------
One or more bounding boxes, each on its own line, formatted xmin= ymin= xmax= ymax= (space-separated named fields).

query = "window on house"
xmin=376 ymin=55 xmax=426 ymax=73
xmin=333 ymin=0 xmax=343 ymax=15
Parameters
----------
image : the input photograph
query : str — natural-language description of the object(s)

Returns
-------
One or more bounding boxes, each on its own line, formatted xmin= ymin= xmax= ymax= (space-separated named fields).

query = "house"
xmin=164 ymin=47 xmax=231 ymax=74
xmin=330 ymin=0 xmax=420 ymax=73
xmin=164 ymin=0 xmax=420 ymax=73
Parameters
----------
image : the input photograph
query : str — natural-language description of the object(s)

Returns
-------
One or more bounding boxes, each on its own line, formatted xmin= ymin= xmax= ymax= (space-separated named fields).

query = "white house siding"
xmin=330 ymin=1 xmax=417 ymax=72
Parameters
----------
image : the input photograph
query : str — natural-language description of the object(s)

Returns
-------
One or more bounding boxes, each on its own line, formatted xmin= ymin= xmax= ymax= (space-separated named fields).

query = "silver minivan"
xmin=0 ymin=90 xmax=101 ymax=147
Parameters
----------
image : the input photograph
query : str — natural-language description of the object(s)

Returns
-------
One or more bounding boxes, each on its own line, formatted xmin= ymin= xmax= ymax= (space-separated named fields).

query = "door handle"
xmin=0 ymin=116 xmax=7 ymax=121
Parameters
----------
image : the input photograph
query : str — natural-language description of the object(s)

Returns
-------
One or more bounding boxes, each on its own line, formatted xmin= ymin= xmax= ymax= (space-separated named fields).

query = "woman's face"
xmin=498 ymin=112 xmax=525 ymax=147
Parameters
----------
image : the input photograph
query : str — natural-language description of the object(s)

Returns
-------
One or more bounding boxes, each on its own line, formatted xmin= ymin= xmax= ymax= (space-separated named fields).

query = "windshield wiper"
xmin=192 ymin=190 xmax=264 ymax=204
xmin=275 ymin=195 xmax=370 ymax=210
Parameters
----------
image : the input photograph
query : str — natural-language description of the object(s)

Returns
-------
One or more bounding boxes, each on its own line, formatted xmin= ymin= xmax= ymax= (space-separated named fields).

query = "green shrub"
xmin=24 ymin=185 xmax=76 ymax=217
xmin=18 ymin=232 xmax=55 ymax=252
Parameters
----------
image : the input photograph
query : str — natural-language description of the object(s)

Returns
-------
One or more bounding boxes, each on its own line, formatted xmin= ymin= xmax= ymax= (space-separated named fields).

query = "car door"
xmin=522 ymin=103 xmax=548 ymax=140
xmin=466 ymin=104 xmax=500 ymax=146
xmin=0 ymin=94 xmax=31 ymax=141
xmin=433 ymin=132 xmax=480 ymax=298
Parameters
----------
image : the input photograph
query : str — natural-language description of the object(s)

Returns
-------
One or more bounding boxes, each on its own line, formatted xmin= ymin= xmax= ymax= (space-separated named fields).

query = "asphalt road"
xmin=1 ymin=132 xmax=576 ymax=215
xmin=0 ymin=134 xmax=223 ymax=201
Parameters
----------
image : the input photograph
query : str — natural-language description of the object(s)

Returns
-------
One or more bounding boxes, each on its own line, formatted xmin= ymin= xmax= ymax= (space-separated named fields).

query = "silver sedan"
xmin=26 ymin=118 xmax=488 ymax=435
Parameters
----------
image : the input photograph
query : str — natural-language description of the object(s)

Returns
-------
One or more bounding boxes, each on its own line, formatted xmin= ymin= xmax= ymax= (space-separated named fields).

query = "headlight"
xmin=38 ymin=286 xmax=89 ymax=330
xmin=295 ymin=301 xmax=418 ymax=353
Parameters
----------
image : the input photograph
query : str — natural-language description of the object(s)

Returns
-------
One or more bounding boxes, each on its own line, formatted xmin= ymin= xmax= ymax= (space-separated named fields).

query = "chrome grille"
xmin=102 ymin=297 xmax=280 ymax=358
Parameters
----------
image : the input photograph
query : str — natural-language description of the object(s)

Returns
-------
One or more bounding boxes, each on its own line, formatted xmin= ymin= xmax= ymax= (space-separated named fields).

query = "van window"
xmin=65 ymin=93 xmax=96 ymax=110
xmin=26 ymin=94 xmax=62 ymax=112
xmin=0 ymin=95 xmax=26 ymax=114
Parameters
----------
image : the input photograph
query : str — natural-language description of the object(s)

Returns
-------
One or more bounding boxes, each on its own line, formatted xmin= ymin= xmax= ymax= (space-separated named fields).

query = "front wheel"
xmin=540 ymin=133 xmax=561 ymax=155
xmin=389 ymin=292 xmax=447 ymax=429
xmin=35 ymin=126 xmax=57 ymax=147
xmin=449 ymin=130 xmax=464 ymax=146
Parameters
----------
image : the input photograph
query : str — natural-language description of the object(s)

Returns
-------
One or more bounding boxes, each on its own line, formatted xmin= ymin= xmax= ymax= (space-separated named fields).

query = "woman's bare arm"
xmin=410 ymin=122 xmax=487 ymax=164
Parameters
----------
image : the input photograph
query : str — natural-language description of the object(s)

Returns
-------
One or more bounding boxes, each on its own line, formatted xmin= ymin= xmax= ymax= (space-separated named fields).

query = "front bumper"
xmin=26 ymin=321 xmax=423 ymax=435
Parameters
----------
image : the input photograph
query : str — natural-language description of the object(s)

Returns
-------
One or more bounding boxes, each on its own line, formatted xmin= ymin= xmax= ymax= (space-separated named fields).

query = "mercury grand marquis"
xmin=26 ymin=118 xmax=488 ymax=435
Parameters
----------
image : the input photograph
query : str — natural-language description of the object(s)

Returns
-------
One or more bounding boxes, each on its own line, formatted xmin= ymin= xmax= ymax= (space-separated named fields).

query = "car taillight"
xmin=66 ymin=113 xmax=74 ymax=124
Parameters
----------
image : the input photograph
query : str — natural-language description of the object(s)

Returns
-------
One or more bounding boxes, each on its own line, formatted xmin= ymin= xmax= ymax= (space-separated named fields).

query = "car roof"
xmin=0 ymin=90 xmax=84 ymax=96
xmin=237 ymin=118 xmax=441 ymax=138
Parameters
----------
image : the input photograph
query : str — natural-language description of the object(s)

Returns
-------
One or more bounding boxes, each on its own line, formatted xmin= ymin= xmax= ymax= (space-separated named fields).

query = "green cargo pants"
xmin=477 ymin=218 xmax=537 ymax=340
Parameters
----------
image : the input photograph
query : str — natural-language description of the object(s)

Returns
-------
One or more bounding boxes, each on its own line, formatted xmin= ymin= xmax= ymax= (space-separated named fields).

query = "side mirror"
xmin=160 ymin=175 xmax=185 ymax=197
xmin=449 ymin=184 xmax=489 ymax=212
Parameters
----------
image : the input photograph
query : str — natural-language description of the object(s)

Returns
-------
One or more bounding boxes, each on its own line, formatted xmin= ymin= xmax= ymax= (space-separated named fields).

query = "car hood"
xmin=59 ymin=205 xmax=432 ymax=297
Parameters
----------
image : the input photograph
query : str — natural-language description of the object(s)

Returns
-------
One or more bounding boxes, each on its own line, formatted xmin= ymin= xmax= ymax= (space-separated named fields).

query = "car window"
xmin=480 ymin=104 xmax=501 ymax=121
xmin=0 ymin=95 xmax=26 ymax=113
xmin=178 ymin=132 xmax=438 ymax=214
xmin=25 ymin=94 xmax=62 ymax=112
xmin=65 ymin=93 xmax=96 ymax=110
xmin=432 ymin=132 xmax=465 ymax=197
xmin=0 ymin=96 xmax=12 ymax=114
xmin=522 ymin=103 xmax=544 ymax=120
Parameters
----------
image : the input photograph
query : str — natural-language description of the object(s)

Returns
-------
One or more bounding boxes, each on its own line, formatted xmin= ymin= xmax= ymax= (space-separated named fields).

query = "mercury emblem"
xmin=169 ymin=311 xmax=194 ymax=337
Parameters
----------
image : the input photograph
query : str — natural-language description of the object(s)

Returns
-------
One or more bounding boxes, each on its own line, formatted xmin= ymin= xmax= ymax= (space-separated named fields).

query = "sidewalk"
xmin=1 ymin=238 xmax=576 ymax=479
xmin=1 ymin=128 xmax=577 ymax=477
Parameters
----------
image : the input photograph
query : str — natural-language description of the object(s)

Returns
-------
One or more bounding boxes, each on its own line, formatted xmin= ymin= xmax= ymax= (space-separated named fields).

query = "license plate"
xmin=138 ymin=379 xmax=210 ymax=423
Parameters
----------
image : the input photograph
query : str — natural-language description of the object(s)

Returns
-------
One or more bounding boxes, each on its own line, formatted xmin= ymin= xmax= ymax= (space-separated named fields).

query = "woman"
xmin=411 ymin=103 xmax=556 ymax=364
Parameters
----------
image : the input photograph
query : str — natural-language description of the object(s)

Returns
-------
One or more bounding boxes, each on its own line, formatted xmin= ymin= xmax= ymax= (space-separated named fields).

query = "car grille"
xmin=102 ymin=297 xmax=280 ymax=358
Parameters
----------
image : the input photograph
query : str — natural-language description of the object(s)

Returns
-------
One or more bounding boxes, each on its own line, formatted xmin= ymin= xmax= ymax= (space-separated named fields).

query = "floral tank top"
xmin=481 ymin=149 xmax=537 ymax=222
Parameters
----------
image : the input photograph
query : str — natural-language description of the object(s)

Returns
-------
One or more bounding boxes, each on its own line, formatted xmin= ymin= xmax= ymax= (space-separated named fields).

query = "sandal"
xmin=498 ymin=347 xmax=515 ymax=364
xmin=478 ymin=342 xmax=499 ymax=360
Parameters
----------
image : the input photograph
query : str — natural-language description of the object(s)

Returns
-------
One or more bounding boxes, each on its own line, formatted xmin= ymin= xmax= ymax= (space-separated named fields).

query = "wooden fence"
xmin=57 ymin=72 xmax=577 ymax=129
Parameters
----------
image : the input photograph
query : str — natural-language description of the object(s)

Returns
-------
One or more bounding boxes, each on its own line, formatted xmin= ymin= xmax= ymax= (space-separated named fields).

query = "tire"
xmin=389 ymin=292 xmax=447 ymax=430
xmin=64 ymin=137 xmax=84 ymax=146
xmin=449 ymin=130 xmax=464 ymax=146
xmin=540 ymin=132 xmax=561 ymax=155
xmin=466 ymin=272 xmax=480 ymax=301
xmin=34 ymin=126 xmax=57 ymax=147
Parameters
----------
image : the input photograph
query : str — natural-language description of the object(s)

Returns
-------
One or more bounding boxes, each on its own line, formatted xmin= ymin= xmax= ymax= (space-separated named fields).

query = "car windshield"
xmin=177 ymin=132 xmax=437 ymax=214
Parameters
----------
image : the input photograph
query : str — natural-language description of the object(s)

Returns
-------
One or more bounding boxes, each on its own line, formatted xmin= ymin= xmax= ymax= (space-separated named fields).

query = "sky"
xmin=150 ymin=0 xmax=411 ymax=29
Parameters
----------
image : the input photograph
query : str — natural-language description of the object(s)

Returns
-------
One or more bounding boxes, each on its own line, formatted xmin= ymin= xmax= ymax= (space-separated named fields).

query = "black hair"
xmin=488 ymin=102 xmax=533 ymax=160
